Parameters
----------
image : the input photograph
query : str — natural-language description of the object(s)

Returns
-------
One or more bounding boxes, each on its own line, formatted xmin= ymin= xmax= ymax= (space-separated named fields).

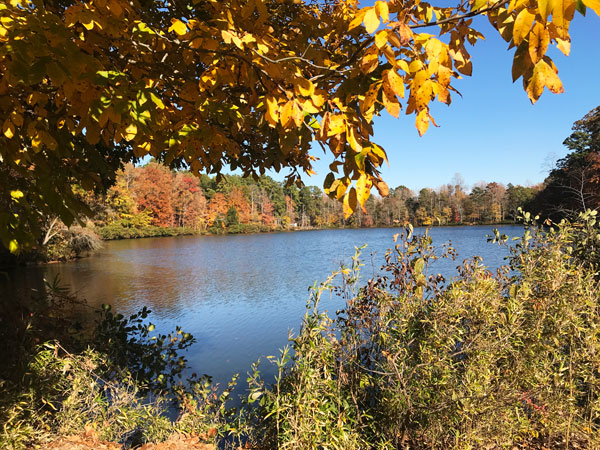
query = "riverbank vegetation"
xmin=2 ymin=214 xmax=599 ymax=449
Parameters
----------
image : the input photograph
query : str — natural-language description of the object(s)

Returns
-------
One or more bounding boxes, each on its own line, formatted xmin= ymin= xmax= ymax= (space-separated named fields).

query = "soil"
xmin=43 ymin=433 xmax=216 ymax=450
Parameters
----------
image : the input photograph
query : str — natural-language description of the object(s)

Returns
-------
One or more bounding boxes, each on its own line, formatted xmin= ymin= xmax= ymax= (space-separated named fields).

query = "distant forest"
xmin=87 ymin=162 xmax=538 ymax=239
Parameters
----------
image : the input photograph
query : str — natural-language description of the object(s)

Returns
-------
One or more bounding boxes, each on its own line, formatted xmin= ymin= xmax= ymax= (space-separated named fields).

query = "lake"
xmin=4 ymin=225 xmax=524 ymax=392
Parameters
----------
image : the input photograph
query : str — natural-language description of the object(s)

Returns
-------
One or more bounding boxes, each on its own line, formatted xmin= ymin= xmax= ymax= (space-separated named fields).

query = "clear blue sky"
xmin=268 ymin=13 xmax=600 ymax=193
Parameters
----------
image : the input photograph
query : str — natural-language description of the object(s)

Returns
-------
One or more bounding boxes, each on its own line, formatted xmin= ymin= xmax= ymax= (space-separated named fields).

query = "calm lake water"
xmin=4 ymin=225 xmax=524 ymax=391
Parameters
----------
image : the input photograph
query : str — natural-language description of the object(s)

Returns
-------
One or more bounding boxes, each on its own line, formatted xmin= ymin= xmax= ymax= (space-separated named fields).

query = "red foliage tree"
xmin=133 ymin=162 xmax=174 ymax=227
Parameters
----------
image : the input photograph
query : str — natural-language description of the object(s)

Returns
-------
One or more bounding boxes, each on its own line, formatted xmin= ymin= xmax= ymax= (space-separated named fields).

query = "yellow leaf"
xmin=265 ymin=96 xmax=279 ymax=127
xmin=386 ymin=69 xmax=405 ymax=98
xmin=82 ymin=19 xmax=95 ymax=31
xmin=425 ymin=38 xmax=443 ymax=60
xmin=327 ymin=115 xmax=346 ymax=137
xmin=346 ymin=126 xmax=362 ymax=152
xmin=375 ymin=30 xmax=388 ymax=48
xmin=311 ymin=91 xmax=326 ymax=108
xmin=371 ymin=144 xmax=389 ymax=165
xmin=360 ymin=83 xmax=380 ymax=117
xmin=299 ymin=98 xmax=319 ymax=114
xmin=221 ymin=29 xmax=233 ymax=44
xmin=336 ymin=179 xmax=347 ymax=200
xmin=526 ymin=59 xmax=564 ymax=103
xmin=147 ymin=92 xmax=163 ymax=110
xmin=360 ymin=47 xmax=379 ymax=74
xmin=169 ymin=19 xmax=188 ymax=36
xmin=375 ymin=1 xmax=389 ymax=22
xmin=528 ymin=23 xmax=549 ymax=63
xmin=349 ymin=11 xmax=365 ymax=30
xmin=513 ymin=9 xmax=535 ymax=45
xmin=124 ymin=123 xmax=137 ymax=141
xmin=512 ymin=40 xmax=533 ymax=81
xmin=280 ymin=101 xmax=294 ymax=128
xmin=9 ymin=239 xmax=18 ymax=254
xmin=555 ymin=36 xmax=570 ymax=56
xmin=296 ymin=78 xmax=314 ymax=97
xmin=2 ymin=118 xmax=15 ymax=139
xmin=382 ymin=81 xmax=400 ymax=118
xmin=363 ymin=8 xmax=380 ymax=34
xmin=582 ymin=0 xmax=600 ymax=16
xmin=291 ymin=101 xmax=304 ymax=127
xmin=356 ymin=175 xmax=371 ymax=209
xmin=343 ymin=187 xmax=357 ymax=218
xmin=10 ymin=190 xmax=24 ymax=199
xmin=32 ymin=134 xmax=42 ymax=151
xmin=256 ymin=42 xmax=269 ymax=53
xmin=538 ymin=0 xmax=552 ymax=20
xmin=416 ymin=109 xmax=429 ymax=136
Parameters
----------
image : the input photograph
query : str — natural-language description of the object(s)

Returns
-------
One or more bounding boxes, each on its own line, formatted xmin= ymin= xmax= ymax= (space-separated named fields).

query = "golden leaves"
xmin=360 ymin=47 xmax=379 ymax=74
xmin=415 ymin=109 xmax=430 ymax=136
xmin=0 ymin=0 xmax=586 ymax=239
xmin=123 ymin=123 xmax=137 ymax=141
xmin=513 ymin=9 xmax=535 ymax=45
xmin=375 ymin=1 xmax=390 ymax=23
xmin=363 ymin=8 xmax=380 ymax=34
xmin=265 ymin=96 xmax=279 ymax=127
xmin=356 ymin=174 xmax=372 ymax=210
xmin=386 ymin=69 xmax=405 ymax=98
xmin=343 ymin=187 xmax=357 ymax=218
xmin=526 ymin=59 xmax=564 ymax=103
xmin=169 ymin=19 xmax=187 ymax=36
xmin=382 ymin=72 xmax=401 ymax=118
xmin=2 ymin=119 xmax=15 ymax=139
xmin=528 ymin=23 xmax=549 ymax=63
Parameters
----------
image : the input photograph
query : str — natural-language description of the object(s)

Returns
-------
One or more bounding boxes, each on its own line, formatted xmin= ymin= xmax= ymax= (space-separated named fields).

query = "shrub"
xmin=247 ymin=218 xmax=600 ymax=449
xmin=0 ymin=283 xmax=232 ymax=449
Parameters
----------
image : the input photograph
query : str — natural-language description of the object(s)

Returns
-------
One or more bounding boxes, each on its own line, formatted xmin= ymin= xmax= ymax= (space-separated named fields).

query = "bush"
xmin=44 ymin=226 xmax=102 ymax=261
xmin=246 ymin=218 xmax=600 ymax=449
xmin=0 ymin=283 xmax=232 ymax=449
xmin=95 ymin=222 xmax=194 ymax=240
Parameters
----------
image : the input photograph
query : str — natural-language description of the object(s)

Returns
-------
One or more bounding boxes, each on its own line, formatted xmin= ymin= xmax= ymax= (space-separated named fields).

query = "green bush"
xmin=95 ymin=222 xmax=194 ymax=240
xmin=0 ymin=284 xmax=232 ymax=449
xmin=246 ymin=218 xmax=600 ymax=449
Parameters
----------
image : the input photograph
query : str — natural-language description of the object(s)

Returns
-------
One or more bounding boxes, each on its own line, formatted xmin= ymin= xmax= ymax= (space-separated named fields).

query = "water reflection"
xmin=2 ymin=225 xmax=523 ymax=391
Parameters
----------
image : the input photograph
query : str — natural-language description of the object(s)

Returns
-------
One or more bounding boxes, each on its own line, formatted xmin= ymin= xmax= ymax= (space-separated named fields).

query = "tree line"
xmin=88 ymin=162 xmax=540 ymax=239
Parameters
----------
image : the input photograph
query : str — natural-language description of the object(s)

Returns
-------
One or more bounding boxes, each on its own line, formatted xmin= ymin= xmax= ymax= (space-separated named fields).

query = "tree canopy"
xmin=530 ymin=105 xmax=600 ymax=219
xmin=1 ymin=0 xmax=598 ymax=251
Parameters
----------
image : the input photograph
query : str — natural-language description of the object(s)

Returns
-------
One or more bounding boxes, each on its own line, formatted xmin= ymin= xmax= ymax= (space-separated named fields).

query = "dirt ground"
xmin=43 ymin=433 xmax=216 ymax=450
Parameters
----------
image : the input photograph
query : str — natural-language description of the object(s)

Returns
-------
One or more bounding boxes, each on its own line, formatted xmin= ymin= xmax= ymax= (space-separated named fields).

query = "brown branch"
xmin=409 ymin=0 xmax=507 ymax=29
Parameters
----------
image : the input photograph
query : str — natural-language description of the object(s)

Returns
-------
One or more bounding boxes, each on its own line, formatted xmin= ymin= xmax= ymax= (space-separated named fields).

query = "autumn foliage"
xmin=1 ymin=0 xmax=598 ymax=251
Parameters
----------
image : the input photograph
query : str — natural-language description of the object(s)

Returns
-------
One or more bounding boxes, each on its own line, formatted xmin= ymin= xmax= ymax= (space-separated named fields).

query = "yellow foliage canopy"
xmin=0 ymin=0 xmax=596 ymax=249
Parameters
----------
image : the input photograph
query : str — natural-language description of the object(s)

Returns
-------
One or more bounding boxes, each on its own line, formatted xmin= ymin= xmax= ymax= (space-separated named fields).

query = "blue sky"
xmin=270 ymin=13 xmax=600 ymax=193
